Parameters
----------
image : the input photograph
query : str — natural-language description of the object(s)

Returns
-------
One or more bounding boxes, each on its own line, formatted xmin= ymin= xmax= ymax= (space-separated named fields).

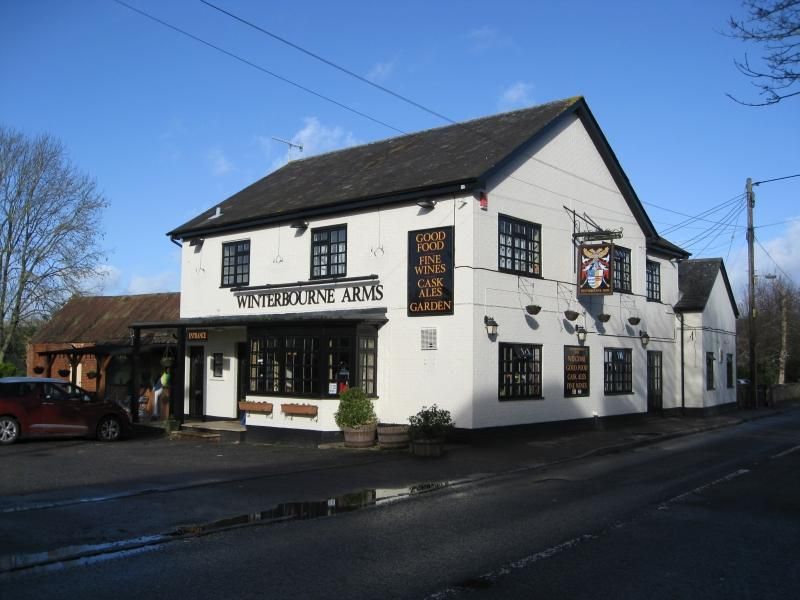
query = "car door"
xmin=29 ymin=382 xmax=90 ymax=436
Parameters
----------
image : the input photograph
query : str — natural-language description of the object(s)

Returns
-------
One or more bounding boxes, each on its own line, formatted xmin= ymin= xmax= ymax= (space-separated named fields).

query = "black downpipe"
xmin=679 ymin=313 xmax=685 ymax=415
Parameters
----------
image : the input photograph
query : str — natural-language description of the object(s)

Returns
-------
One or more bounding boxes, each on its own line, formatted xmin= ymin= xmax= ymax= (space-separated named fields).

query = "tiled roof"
xmin=675 ymin=259 xmax=739 ymax=317
xmin=30 ymin=293 xmax=180 ymax=345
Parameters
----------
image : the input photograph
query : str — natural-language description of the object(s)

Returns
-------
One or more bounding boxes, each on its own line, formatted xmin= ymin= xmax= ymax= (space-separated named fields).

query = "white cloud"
xmin=83 ymin=264 xmax=122 ymax=294
xmin=466 ymin=26 xmax=511 ymax=51
xmin=269 ymin=117 xmax=361 ymax=172
xmin=498 ymin=81 xmax=534 ymax=111
xmin=208 ymin=147 xmax=234 ymax=176
xmin=127 ymin=271 xmax=179 ymax=294
xmin=367 ymin=61 xmax=395 ymax=82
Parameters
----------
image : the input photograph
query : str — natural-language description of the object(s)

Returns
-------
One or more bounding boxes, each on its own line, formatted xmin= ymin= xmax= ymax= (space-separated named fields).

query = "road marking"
xmin=771 ymin=444 xmax=800 ymax=460
xmin=658 ymin=468 xmax=750 ymax=510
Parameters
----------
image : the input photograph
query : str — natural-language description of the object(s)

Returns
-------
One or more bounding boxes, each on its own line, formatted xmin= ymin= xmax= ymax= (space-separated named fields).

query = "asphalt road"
xmin=2 ymin=411 xmax=799 ymax=599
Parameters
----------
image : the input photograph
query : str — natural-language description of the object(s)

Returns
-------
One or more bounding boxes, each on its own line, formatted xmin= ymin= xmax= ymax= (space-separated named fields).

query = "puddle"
xmin=0 ymin=481 xmax=452 ymax=574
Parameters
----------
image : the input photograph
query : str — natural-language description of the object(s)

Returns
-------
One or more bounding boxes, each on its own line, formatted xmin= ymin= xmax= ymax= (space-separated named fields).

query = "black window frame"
xmin=498 ymin=214 xmax=542 ymax=278
xmin=247 ymin=324 xmax=378 ymax=398
xmin=221 ymin=240 xmax=250 ymax=287
xmin=499 ymin=342 xmax=543 ymax=400
xmin=613 ymin=246 xmax=632 ymax=293
xmin=646 ymin=259 xmax=661 ymax=301
xmin=310 ymin=224 xmax=347 ymax=279
xmin=604 ymin=347 xmax=633 ymax=394
xmin=706 ymin=352 xmax=715 ymax=390
xmin=726 ymin=354 xmax=734 ymax=389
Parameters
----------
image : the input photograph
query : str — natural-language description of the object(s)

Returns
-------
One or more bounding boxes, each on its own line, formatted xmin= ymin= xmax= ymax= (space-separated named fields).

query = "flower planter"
xmin=377 ymin=423 xmax=410 ymax=449
xmin=160 ymin=356 xmax=174 ymax=368
xmin=564 ymin=310 xmax=579 ymax=321
xmin=597 ymin=313 xmax=611 ymax=323
xmin=281 ymin=403 xmax=318 ymax=417
xmin=411 ymin=438 xmax=445 ymax=457
xmin=343 ymin=423 xmax=377 ymax=448
xmin=33 ymin=366 xmax=44 ymax=374
xmin=86 ymin=371 xmax=98 ymax=379
xmin=628 ymin=316 xmax=641 ymax=326
xmin=238 ymin=401 xmax=273 ymax=414
xmin=57 ymin=369 xmax=70 ymax=378
xmin=525 ymin=304 xmax=542 ymax=315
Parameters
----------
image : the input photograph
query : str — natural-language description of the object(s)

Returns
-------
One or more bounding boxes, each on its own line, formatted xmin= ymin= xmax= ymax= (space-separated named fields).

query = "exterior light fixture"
xmin=479 ymin=191 xmax=488 ymax=210
xmin=289 ymin=221 xmax=308 ymax=230
xmin=484 ymin=315 xmax=499 ymax=336
xmin=640 ymin=330 xmax=650 ymax=346
xmin=576 ymin=326 xmax=587 ymax=344
xmin=416 ymin=199 xmax=436 ymax=209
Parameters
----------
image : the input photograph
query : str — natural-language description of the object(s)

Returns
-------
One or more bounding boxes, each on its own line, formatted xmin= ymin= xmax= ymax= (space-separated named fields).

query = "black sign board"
xmin=564 ymin=345 xmax=590 ymax=397
xmin=407 ymin=226 xmax=454 ymax=316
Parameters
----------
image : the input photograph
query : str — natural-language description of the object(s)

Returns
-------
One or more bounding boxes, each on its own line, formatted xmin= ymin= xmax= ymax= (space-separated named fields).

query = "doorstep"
xmin=177 ymin=420 xmax=247 ymax=444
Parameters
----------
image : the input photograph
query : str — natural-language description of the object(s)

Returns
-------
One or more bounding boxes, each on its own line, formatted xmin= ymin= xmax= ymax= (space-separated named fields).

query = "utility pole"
xmin=746 ymin=177 xmax=757 ymax=408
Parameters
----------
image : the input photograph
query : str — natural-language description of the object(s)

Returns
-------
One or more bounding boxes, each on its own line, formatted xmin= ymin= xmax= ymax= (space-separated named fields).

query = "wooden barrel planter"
xmin=411 ymin=438 xmax=445 ymax=457
xmin=377 ymin=423 xmax=410 ymax=449
xmin=343 ymin=423 xmax=377 ymax=448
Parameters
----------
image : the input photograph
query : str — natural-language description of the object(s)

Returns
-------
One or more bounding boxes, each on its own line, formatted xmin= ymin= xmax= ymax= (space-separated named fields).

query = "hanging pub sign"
xmin=564 ymin=345 xmax=590 ymax=397
xmin=578 ymin=243 xmax=613 ymax=296
xmin=407 ymin=226 xmax=454 ymax=316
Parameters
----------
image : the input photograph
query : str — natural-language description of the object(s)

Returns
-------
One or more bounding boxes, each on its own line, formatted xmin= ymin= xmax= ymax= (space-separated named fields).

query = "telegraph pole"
xmin=746 ymin=177 xmax=757 ymax=408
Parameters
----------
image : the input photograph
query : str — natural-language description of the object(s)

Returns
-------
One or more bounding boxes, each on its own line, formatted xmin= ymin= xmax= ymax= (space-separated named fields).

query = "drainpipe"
xmin=679 ymin=313 xmax=685 ymax=415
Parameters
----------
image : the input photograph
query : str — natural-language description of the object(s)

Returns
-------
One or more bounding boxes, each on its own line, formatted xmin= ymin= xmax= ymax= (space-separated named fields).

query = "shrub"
xmin=0 ymin=362 xmax=17 ymax=377
xmin=408 ymin=404 xmax=454 ymax=440
xmin=334 ymin=387 xmax=376 ymax=429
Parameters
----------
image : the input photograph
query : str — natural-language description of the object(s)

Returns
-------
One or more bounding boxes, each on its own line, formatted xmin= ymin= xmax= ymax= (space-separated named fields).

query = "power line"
xmin=755 ymin=234 xmax=792 ymax=281
xmin=111 ymin=0 xmax=408 ymax=136
xmin=649 ymin=193 xmax=745 ymax=236
xmin=680 ymin=196 xmax=745 ymax=253
xmin=754 ymin=173 xmax=800 ymax=186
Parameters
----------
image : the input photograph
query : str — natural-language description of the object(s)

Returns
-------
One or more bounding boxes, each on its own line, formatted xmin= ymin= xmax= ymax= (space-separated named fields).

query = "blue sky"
xmin=1 ymin=0 xmax=797 ymax=302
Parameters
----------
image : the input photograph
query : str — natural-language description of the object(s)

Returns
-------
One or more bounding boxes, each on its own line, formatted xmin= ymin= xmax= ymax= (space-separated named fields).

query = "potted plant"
xmin=334 ymin=387 xmax=377 ymax=448
xmin=33 ymin=365 xmax=45 ymax=374
xmin=525 ymin=304 xmax=541 ymax=315
xmin=408 ymin=404 xmax=454 ymax=457
xmin=57 ymin=368 xmax=70 ymax=378
xmin=86 ymin=370 xmax=98 ymax=379
xmin=377 ymin=422 xmax=410 ymax=449
xmin=564 ymin=309 xmax=579 ymax=321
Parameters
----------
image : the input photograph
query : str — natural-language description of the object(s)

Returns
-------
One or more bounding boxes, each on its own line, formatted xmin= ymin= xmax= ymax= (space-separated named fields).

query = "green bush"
xmin=334 ymin=387 xmax=376 ymax=429
xmin=0 ymin=362 xmax=17 ymax=377
xmin=408 ymin=404 xmax=454 ymax=440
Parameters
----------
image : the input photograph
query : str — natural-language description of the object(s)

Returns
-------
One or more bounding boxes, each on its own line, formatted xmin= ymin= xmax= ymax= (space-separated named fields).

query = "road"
xmin=2 ymin=410 xmax=799 ymax=599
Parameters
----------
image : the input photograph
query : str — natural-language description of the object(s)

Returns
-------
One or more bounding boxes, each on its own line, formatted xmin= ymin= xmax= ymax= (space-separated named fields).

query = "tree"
xmin=727 ymin=0 xmax=800 ymax=105
xmin=0 ymin=126 xmax=107 ymax=364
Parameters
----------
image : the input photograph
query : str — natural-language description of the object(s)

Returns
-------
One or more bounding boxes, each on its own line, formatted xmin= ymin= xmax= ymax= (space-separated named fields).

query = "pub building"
xmin=148 ymin=97 xmax=738 ymax=443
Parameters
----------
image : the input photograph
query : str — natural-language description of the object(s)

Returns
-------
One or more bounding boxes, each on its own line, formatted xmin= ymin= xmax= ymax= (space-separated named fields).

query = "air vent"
xmin=421 ymin=328 xmax=437 ymax=351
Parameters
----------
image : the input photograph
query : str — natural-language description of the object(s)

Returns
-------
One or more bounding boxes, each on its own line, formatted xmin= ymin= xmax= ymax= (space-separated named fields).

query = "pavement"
xmin=2 ymin=402 xmax=797 ymax=574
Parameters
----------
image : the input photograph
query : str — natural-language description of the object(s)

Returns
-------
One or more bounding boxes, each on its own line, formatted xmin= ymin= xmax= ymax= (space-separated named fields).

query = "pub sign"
xmin=407 ymin=226 xmax=454 ymax=316
xmin=578 ymin=243 xmax=613 ymax=296
xmin=564 ymin=345 xmax=590 ymax=397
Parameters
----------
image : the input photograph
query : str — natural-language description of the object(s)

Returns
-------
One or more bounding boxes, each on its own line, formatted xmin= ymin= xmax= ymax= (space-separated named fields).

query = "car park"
xmin=0 ymin=377 xmax=131 ymax=444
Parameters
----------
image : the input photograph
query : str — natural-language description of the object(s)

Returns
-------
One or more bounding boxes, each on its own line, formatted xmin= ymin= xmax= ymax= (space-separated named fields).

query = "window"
xmin=212 ymin=353 xmax=223 ymax=378
xmin=613 ymin=246 xmax=631 ymax=293
xmin=706 ymin=352 xmax=715 ymax=390
xmin=248 ymin=326 xmax=377 ymax=397
xmin=726 ymin=354 xmax=734 ymax=388
xmin=604 ymin=348 xmax=632 ymax=394
xmin=221 ymin=240 xmax=250 ymax=287
xmin=646 ymin=260 xmax=661 ymax=301
xmin=498 ymin=215 xmax=541 ymax=277
xmin=499 ymin=343 xmax=543 ymax=399
xmin=311 ymin=225 xmax=347 ymax=279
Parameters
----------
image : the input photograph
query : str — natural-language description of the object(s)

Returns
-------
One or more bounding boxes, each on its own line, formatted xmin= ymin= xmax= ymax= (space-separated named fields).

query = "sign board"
xmin=564 ymin=345 xmax=590 ymax=397
xmin=187 ymin=329 xmax=209 ymax=341
xmin=407 ymin=226 xmax=454 ymax=316
xmin=578 ymin=243 xmax=613 ymax=296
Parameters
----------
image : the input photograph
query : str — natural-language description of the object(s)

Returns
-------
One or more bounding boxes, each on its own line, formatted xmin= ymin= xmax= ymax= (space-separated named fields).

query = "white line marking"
xmin=771 ymin=444 xmax=800 ymax=460
xmin=658 ymin=468 xmax=750 ymax=509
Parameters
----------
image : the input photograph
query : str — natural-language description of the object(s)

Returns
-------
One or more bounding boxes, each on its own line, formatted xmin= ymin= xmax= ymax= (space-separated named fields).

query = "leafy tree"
xmin=727 ymin=0 xmax=800 ymax=105
xmin=0 ymin=126 xmax=107 ymax=364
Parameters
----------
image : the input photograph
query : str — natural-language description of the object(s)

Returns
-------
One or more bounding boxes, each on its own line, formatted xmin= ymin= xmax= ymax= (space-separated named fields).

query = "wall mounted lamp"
xmin=289 ymin=221 xmax=308 ymax=230
xmin=640 ymin=330 xmax=650 ymax=346
xmin=484 ymin=315 xmax=499 ymax=336
xmin=416 ymin=199 xmax=437 ymax=210
xmin=576 ymin=326 xmax=587 ymax=344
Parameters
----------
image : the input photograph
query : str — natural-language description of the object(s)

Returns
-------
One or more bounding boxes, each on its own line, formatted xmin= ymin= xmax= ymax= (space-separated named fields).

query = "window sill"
xmin=604 ymin=391 xmax=634 ymax=396
xmin=498 ymin=396 xmax=544 ymax=402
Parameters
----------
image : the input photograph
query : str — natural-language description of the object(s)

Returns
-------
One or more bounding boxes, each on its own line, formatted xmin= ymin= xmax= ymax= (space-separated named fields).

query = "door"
xmin=236 ymin=342 xmax=248 ymax=418
xmin=189 ymin=346 xmax=205 ymax=418
xmin=647 ymin=351 xmax=663 ymax=412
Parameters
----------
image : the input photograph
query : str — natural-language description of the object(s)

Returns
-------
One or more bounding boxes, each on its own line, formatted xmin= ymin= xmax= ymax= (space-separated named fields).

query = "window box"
xmin=281 ymin=403 xmax=319 ymax=417
xmin=238 ymin=401 xmax=273 ymax=414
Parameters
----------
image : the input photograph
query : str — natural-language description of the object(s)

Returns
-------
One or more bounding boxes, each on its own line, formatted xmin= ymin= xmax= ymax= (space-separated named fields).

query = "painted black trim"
xmin=309 ymin=223 xmax=347 ymax=280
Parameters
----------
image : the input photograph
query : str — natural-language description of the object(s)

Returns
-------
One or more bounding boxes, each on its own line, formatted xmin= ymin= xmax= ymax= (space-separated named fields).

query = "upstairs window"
xmin=613 ymin=246 xmax=631 ymax=293
xmin=498 ymin=215 xmax=541 ymax=277
xmin=311 ymin=225 xmax=347 ymax=279
xmin=646 ymin=260 xmax=661 ymax=301
xmin=221 ymin=240 xmax=250 ymax=287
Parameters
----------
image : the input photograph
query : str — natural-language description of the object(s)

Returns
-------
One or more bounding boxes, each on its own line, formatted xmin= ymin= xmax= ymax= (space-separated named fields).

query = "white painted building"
xmin=164 ymin=97 xmax=738 ymax=442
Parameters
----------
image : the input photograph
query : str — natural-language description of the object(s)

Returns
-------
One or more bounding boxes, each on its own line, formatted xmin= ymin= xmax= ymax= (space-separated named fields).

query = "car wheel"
xmin=0 ymin=417 xmax=20 ymax=445
xmin=97 ymin=416 xmax=122 ymax=442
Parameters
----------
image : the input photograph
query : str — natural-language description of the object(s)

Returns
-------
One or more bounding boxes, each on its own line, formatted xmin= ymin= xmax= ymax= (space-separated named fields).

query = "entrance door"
xmin=647 ymin=351 xmax=663 ymax=412
xmin=189 ymin=346 xmax=205 ymax=418
xmin=236 ymin=342 xmax=248 ymax=418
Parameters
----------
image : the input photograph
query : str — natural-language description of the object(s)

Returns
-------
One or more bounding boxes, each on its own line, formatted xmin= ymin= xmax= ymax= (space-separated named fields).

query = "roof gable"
xmin=30 ymin=293 xmax=180 ymax=345
xmin=675 ymin=259 xmax=739 ymax=318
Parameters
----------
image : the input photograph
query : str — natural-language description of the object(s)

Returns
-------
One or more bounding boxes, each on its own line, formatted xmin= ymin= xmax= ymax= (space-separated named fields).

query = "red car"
xmin=0 ymin=377 xmax=131 ymax=444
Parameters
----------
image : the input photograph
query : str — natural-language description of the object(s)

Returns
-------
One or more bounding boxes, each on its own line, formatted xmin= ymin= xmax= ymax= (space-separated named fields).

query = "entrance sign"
xmin=407 ymin=226 xmax=454 ymax=316
xmin=187 ymin=329 xmax=209 ymax=341
xmin=578 ymin=243 xmax=613 ymax=296
xmin=564 ymin=345 xmax=590 ymax=397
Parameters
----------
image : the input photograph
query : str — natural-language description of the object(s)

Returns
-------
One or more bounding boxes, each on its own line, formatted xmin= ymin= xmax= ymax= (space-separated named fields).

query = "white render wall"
xmin=177 ymin=113 xmax=706 ymax=431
